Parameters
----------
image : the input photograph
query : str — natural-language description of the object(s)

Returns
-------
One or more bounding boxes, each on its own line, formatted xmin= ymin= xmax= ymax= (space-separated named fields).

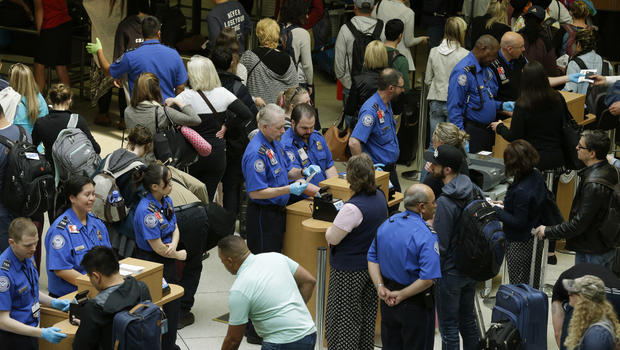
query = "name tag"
xmin=75 ymin=245 xmax=85 ymax=252
xmin=25 ymin=152 xmax=40 ymax=160
xmin=18 ymin=285 xmax=29 ymax=294
xmin=32 ymin=302 xmax=40 ymax=319
xmin=297 ymin=148 xmax=309 ymax=161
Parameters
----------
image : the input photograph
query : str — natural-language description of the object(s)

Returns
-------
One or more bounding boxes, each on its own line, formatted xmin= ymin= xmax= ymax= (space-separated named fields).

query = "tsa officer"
xmin=367 ymin=184 xmax=441 ymax=350
xmin=349 ymin=68 xmax=405 ymax=194
xmin=447 ymin=34 xmax=515 ymax=153
xmin=241 ymin=104 xmax=308 ymax=255
xmin=280 ymin=103 xmax=338 ymax=199
xmin=1 ymin=218 xmax=70 ymax=349
xmin=45 ymin=176 xmax=111 ymax=298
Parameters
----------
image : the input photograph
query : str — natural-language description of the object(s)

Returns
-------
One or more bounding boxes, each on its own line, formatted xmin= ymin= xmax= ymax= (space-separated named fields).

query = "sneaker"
xmin=177 ymin=312 xmax=195 ymax=329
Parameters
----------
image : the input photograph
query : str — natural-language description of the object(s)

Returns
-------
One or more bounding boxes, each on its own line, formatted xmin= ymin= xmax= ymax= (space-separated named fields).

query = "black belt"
xmin=383 ymin=277 xmax=434 ymax=308
xmin=464 ymin=118 xmax=489 ymax=129
xmin=174 ymin=202 xmax=204 ymax=212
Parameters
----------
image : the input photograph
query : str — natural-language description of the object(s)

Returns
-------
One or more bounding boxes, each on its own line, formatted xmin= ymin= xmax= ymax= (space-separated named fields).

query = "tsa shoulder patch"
xmin=362 ymin=114 xmax=374 ymax=127
xmin=254 ymin=159 xmax=265 ymax=173
xmin=144 ymin=214 xmax=158 ymax=229
xmin=457 ymin=74 xmax=467 ymax=87
xmin=51 ymin=235 xmax=65 ymax=250
xmin=0 ymin=276 xmax=9 ymax=292
xmin=286 ymin=151 xmax=296 ymax=163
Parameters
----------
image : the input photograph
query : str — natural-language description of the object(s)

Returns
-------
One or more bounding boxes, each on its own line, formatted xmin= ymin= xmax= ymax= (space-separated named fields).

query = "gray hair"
xmin=258 ymin=104 xmax=285 ymax=127
xmin=403 ymin=185 xmax=429 ymax=210
xmin=187 ymin=55 xmax=222 ymax=91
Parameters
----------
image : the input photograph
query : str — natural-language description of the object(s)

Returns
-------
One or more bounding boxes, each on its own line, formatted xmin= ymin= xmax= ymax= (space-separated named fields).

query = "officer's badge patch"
xmin=0 ymin=276 xmax=9 ymax=292
xmin=144 ymin=214 xmax=158 ymax=228
xmin=51 ymin=235 xmax=65 ymax=250
xmin=362 ymin=114 xmax=374 ymax=127
xmin=434 ymin=241 xmax=440 ymax=255
xmin=254 ymin=159 xmax=265 ymax=172
xmin=286 ymin=151 xmax=296 ymax=162
xmin=316 ymin=141 xmax=323 ymax=151
xmin=457 ymin=74 xmax=467 ymax=86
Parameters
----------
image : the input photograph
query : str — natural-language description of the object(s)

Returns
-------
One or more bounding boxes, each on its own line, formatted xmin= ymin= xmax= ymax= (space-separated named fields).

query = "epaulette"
xmin=56 ymin=216 xmax=70 ymax=230
xmin=1 ymin=259 xmax=9 ymax=271
xmin=258 ymin=144 xmax=268 ymax=155
xmin=147 ymin=202 xmax=159 ymax=213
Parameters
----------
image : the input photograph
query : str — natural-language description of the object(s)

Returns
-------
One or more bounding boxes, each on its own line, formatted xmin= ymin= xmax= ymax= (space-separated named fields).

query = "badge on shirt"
xmin=457 ymin=74 xmax=468 ymax=86
xmin=0 ymin=276 xmax=9 ymax=292
xmin=254 ymin=159 xmax=265 ymax=173
xmin=68 ymin=225 xmax=79 ymax=234
xmin=362 ymin=114 xmax=374 ymax=127
xmin=32 ymin=302 xmax=40 ymax=319
xmin=297 ymin=148 xmax=309 ymax=162
xmin=154 ymin=211 xmax=164 ymax=223
xmin=51 ymin=235 xmax=66 ymax=250
xmin=316 ymin=141 xmax=323 ymax=151
xmin=497 ymin=66 xmax=508 ymax=83
xmin=378 ymin=110 xmax=385 ymax=124
xmin=97 ymin=230 xmax=103 ymax=241
xmin=274 ymin=168 xmax=282 ymax=175
xmin=1 ymin=260 xmax=9 ymax=271
xmin=266 ymin=149 xmax=278 ymax=166
xmin=286 ymin=151 xmax=296 ymax=163
xmin=75 ymin=245 xmax=85 ymax=252
xmin=144 ymin=214 xmax=158 ymax=228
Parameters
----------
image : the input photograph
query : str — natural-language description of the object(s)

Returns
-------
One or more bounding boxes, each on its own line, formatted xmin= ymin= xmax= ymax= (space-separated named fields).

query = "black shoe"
xmin=178 ymin=312 xmax=195 ymax=329
xmin=246 ymin=334 xmax=263 ymax=345
xmin=201 ymin=252 xmax=210 ymax=261
xmin=547 ymin=255 xmax=557 ymax=265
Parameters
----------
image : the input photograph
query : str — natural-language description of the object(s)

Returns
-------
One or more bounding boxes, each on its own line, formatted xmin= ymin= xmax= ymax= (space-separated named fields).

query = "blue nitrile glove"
xmin=289 ymin=182 xmax=308 ymax=196
xmin=373 ymin=163 xmax=385 ymax=171
xmin=86 ymin=37 xmax=102 ymax=54
xmin=41 ymin=327 xmax=67 ymax=344
xmin=465 ymin=140 xmax=470 ymax=153
xmin=303 ymin=165 xmax=321 ymax=177
xmin=51 ymin=298 xmax=70 ymax=312
xmin=502 ymin=101 xmax=515 ymax=112
xmin=569 ymin=73 xmax=585 ymax=83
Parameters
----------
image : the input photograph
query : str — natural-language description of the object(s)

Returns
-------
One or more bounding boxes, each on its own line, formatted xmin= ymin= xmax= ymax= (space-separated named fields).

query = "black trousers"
xmin=175 ymin=204 xmax=209 ymax=316
xmin=189 ymin=143 xmax=226 ymax=202
xmin=135 ymin=249 xmax=179 ymax=350
xmin=464 ymin=120 xmax=494 ymax=153
xmin=380 ymin=299 xmax=435 ymax=350
xmin=246 ymin=202 xmax=286 ymax=254
xmin=222 ymin=155 xmax=244 ymax=217
xmin=0 ymin=330 xmax=38 ymax=350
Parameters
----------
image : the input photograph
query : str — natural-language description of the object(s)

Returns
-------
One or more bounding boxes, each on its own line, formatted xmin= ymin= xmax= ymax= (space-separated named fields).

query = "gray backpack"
xmin=52 ymin=114 xmax=101 ymax=186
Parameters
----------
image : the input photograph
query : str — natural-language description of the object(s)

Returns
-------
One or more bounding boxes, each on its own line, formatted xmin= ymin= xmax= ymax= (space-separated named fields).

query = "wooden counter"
xmin=318 ymin=170 xmax=390 ymax=201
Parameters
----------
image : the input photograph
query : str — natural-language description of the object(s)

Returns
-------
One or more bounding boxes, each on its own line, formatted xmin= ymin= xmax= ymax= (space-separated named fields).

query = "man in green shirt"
xmin=384 ymin=19 xmax=410 ymax=92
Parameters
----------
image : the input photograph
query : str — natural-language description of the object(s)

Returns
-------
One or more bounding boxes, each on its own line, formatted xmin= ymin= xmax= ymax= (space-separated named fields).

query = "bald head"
xmin=473 ymin=34 xmax=499 ymax=67
xmin=218 ymin=235 xmax=250 ymax=262
xmin=404 ymin=184 xmax=436 ymax=220
xmin=500 ymin=32 xmax=526 ymax=61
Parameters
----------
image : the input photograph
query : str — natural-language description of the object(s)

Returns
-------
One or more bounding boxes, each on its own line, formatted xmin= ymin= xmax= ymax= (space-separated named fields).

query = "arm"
xmin=447 ymin=71 xmax=467 ymax=130
xmin=72 ymin=302 xmax=103 ymax=350
xmin=549 ymin=75 xmax=569 ymax=87
xmin=495 ymin=106 xmax=526 ymax=142
xmin=174 ymin=168 xmax=209 ymax=204
xmin=249 ymin=186 xmax=291 ymax=200
xmin=387 ymin=279 xmax=434 ymax=306
xmin=433 ymin=197 xmax=455 ymax=259
xmin=424 ymin=51 xmax=435 ymax=87
xmin=96 ymin=50 xmax=112 ymax=76
xmin=545 ymin=183 xmax=607 ymax=239
xmin=325 ymin=165 xmax=338 ymax=179
xmin=334 ymin=26 xmax=348 ymax=82
xmin=349 ymin=137 xmax=362 ymax=156
xmin=293 ymin=264 xmax=316 ymax=303
xmin=403 ymin=11 xmax=426 ymax=48
xmin=163 ymin=103 xmax=201 ymax=126
xmin=367 ymin=261 xmax=390 ymax=301
xmin=325 ymin=203 xmax=363 ymax=245
xmin=562 ymin=61 xmax=578 ymax=92
xmin=221 ymin=324 xmax=245 ymax=350
xmin=495 ymin=190 xmax=532 ymax=232
xmin=298 ymin=30 xmax=314 ymax=86
xmin=34 ymin=0 xmax=42 ymax=33
xmin=552 ymin=300 xmax=565 ymax=348
xmin=395 ymin=56 xmax=411 ymax=91
xmin=54 ymin=269 xmax=84 ymax=286
xmin=39 ymin=292 xmax=53 ymax=307
xmin=147 ymin=238 xmax=186 ymax=260
xmin=0 ymin=311 xmax=42 ymax=338
xmin=288 ymin=167 xmax=303 ymax=181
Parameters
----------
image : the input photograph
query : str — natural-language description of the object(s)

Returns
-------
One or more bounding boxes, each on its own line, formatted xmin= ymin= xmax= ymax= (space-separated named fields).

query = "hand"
xmin=490 ymin=120 xmax=502 ymax=132
xmin=164 ymin=97 xmax=183 ymax=108
xmin=303 ymin=165 xmax=321 ymax=177
xmin=377 ymin=285 xmax=390 ymax=301
xmin=609 ymin=101 xmax=620 ymax=116
xmin=534 ymin=225 xmax=546 ymax=240
xmin=41 ymin=327 xmax=67 ymax=344
xmin=373 ymin=163 xmax=385 ymax=172
xmin=386 ymin=290 xmax=406 ymax=306
xmin=165 ymin=240 xmax=178 ymax=256
xmin=608 ymin=154 xmax=617 ymax=164
xmin=176 ymin=249 xmax=187 ymax=261
xmin=254 ymin=97 xmax=266 ymax=108
xmin=568 ymin=73 xmax=585 ymax=83
xmin=591 ymin=74 xmax=607 ymax=86
xmin=420 ymin=36 xmax=430 ymax=44
xmin=289 ymin=181 xmax=308 ymax=196
xmin=51 ymin=298 xmax=70 ymax=312
xmin=113 ymin=79 xmax=122 ymax=88
xmin=86 ymin=37 xmax=102 ymax=54
xmin=502 ymin=101 xmax=515 ymax=112
xmin=424 ymin=161 xmax=432 ymax=173
xmin=216 ymin=125 xmax=227 ymax=139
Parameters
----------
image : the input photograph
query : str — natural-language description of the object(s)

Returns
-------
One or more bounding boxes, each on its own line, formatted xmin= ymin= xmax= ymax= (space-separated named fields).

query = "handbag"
xmin=560 ymin=100 xmax=585 ymax=170
xmin=180 ymin=126 xmax=212 ymax=156
xmin=152 ymin=106 xmax=199 ymax=168
xmin=323 ymin=114 xmax=351 ymax=161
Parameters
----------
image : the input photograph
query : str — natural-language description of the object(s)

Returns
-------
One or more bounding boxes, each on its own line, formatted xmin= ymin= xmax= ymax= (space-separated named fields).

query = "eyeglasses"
xmin=392 ymin=85 xmax=405 ymax=90
xmin=577 ymin=143 xmax=589 ymax=150
xmin=417 ymin=200 xmax=436 ymax=206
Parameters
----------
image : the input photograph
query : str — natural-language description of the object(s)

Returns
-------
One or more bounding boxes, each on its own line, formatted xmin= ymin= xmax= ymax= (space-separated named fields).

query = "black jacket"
xmin=545 ymin=161 xmax=619 ymax=254
xmin=344 ymin=69 xmax=381 ymax=118
xmin=72 ymin=276 xmax=151 ymax=350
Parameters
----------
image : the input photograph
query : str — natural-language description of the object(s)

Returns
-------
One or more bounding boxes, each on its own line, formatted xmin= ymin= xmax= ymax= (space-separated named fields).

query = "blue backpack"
xmin=455 ymin=190 xmax=506 ymax=281
xmin=112 ymin=301 xmax=167 ymax=350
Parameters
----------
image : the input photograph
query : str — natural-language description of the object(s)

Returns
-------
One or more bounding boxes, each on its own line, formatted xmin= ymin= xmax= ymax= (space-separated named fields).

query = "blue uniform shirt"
xmin=351 ymin=92 xmax=399 ymax=165
xmin=109 ymin=39 xmax=188 ymax=100
xmin=133 ymin=193 xmax=178 ymax=252
xmin=447 ymin=52 xmax=501 ymax=130
xmin=45 ymin=209 xmax=111 ymax=297
xmin=367 ymin=210 xmax=441 ymax=286
xmin=280 ymin=128 xmax=334 ymax=187
xmin=0 ymin=247 xmax=39 ymax=327
xmin=242 ymin=131 xmax=294 ymax=206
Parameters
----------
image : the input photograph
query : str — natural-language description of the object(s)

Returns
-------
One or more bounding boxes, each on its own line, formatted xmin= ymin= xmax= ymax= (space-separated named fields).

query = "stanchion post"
xmin=315 ymin=247 xmax=328 ymax=350
xmin=414 ymin=81 xmax=429 ymax=176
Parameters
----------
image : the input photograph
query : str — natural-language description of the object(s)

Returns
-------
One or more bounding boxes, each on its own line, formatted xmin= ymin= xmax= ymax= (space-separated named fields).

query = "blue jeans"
xmin=435 ymin=271 xmax=479 ymax=350
xmin=261 ymin=332 xmax=316 ymax=350
xmin=575 ymin=250 xmax=616 ymax=270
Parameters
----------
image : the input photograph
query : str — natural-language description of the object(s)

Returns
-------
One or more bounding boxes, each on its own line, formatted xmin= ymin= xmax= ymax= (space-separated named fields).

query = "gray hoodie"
xmin=334 ymin=15 xmax=381 ymax=89
xmin=425 ymin=39 xmax=469 ymax=102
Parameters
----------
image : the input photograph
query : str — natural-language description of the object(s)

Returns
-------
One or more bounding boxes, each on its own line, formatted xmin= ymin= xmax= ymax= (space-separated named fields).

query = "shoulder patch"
xmin=0 ymin=276 xmax=9 ymax=292
xmin=457 ymin=74 xmax=467 ymax=87
xmin=286 ymin=151 xmax=296 ymax=162
xmin=51 ymin=235 xmax=65 ymax=250
xmin=434 ymin=241 xmax=440 ymax=255
xmin=144 ymin=213 xmax=158 ymax=229
xmin=254 ymin=159 xmax=265 ymax=173
xmin=362 ymin=114 xmax=374 ymax=127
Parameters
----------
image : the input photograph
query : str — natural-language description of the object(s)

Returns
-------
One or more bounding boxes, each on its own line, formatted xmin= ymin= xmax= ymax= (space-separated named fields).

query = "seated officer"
xmin=368 ymin=184 xmax=441 ymax=350
xmin=0 ymin=218 xmax=69 ymax=349
xmin=280 ymin=103 xmax=338 ymax=200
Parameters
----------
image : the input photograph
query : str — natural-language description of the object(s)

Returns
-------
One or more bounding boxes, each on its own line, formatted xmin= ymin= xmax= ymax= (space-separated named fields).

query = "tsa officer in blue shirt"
xmin=447 ymin=35 xmax=515 ymax=154
xmin=45 ymin=176 xmax=112 ymax=298
xmin=242 ymin=104 xmax=308 ymax=255
xmin=280 ymin=103 xmax=338 ymax=201
xmin=86 ymin=16 xmax=187 ymax=99
xmin=350 ymin=68 xmax=405 ymax=194
xmin=368 ymin=184 xmax=441 ymax=350
xmin=1 ymin=218 xmax=70 ymax=349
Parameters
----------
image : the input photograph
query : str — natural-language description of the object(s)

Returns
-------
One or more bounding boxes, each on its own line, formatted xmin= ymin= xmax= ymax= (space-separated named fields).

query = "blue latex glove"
xmin=502 ymin=101 xmax=515 ymax=112
xmin=569 ymin=73 xmax=585 ymax=83
xmin=289 ymin=182 xmax=308 ymax=196
xmin=41 ymin=327 xmax=67 ymax=344
xmin=465 ymin=140 xmax=470 ymax=153
xmin=303 ymin=165 xmax=321 ymax=177
xmin=373 ymin=163 xmax=385 ymax=171
xmin=51 ymin=298 xmax=70 ymax=312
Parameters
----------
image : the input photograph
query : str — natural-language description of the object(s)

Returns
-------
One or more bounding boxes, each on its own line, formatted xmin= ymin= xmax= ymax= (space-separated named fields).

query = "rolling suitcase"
xmin=491 ymin=284 xmax=548 ymax=350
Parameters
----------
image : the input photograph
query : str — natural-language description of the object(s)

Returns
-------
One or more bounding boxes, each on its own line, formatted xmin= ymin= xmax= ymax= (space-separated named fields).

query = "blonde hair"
xmin=187 ymin=55 xmax=222 ymax=91
xmin=444 ymin=16 xmax=467 ymax=48
xmin=364 ymin=40 xmax=388 ymax=70
xmin=276 ymin=86 xmax=309 ymax=114
xmin=434 ymin=122 xmax=470 ymax=150
xmin=565 ymin=297 xmax=620 ymax=349
xmin=48 ymin=83 xmax=72 ymax=106
xmin=486 ymin=0 xmax=508 ymax=29
xmin=256 ymin=18 xmax=280 ymax=49
xmin=9 ymin=63 xmax=41 ymax=125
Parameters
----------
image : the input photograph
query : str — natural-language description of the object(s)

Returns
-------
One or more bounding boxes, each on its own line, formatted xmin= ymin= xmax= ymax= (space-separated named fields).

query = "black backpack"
xmin=572 ymin=57 xmax=611 ymax=116
xmin=279 ymin=23 xmax=300 ymax=69
xmin=0 ymin=125 xmax=54 ymax=217
xmin=387 ymin=49 xmax=404 ymax=68
xmin=454 ymin=190 xmax=506 ymax=281
xmin=345 ymin=19 xmax=384 ymax=78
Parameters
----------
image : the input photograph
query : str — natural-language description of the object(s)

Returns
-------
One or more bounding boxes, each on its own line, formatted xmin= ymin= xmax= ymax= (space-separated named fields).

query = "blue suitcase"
xmin=491 ymin=284 xmax=548 ymax=350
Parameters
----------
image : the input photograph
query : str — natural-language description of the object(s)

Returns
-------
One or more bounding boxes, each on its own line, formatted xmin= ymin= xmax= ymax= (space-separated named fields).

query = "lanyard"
xmin=22 ymin=261 xmax=37 ymax=301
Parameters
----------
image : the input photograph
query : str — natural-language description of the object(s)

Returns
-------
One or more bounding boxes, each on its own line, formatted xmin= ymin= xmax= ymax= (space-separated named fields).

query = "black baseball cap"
xmin=424 ymin=144 xmax=463 ymax=171
xmin=526 ymin=5 xmax=546 ymax=20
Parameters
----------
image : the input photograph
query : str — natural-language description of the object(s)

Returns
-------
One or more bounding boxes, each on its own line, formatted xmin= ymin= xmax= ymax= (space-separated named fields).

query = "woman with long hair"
xmin=563 ymin=29 xmax=611 ymax=95
xmin=9 ymin=63 xmax=48 ymax=135
xmin=276 ymin=86 xmax=312 ymax=129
